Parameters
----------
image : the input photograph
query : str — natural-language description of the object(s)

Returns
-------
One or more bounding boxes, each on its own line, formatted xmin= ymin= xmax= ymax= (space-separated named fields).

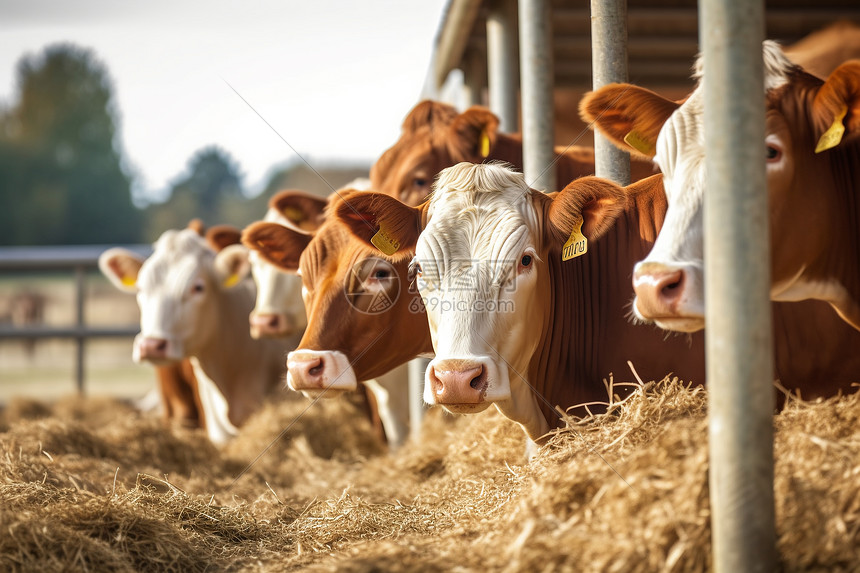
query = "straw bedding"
xmin=1 ymin=376 xmax=858 ymax=572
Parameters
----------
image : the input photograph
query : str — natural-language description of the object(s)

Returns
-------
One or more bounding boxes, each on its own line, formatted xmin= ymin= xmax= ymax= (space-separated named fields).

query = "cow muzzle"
xmin=249 ymin=312 xmax=293 ymax=339
xmin=424 ymin=356 xmax=507 ymax=412
xmin=133 ymin=335 xmax=181 ymax=364
xmin=286 ymin=349 xmax=357 ymax=398
xmin=632 ymin=261 xmax=704 ymax=332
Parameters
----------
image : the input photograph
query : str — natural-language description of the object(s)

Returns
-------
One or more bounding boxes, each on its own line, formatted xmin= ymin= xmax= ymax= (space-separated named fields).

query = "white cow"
xmin=99 ymin=224 xmax=286 ymax=444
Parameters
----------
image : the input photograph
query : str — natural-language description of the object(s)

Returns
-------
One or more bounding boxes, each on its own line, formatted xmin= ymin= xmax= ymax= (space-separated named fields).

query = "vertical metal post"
xmin=74 ymin=265 xmax=86 ymax=395
xmin=518 ymin=0 xmax=556 ymax=192
xmin=408 ymin=357 xmax=430 ymax=438
xmin=590 ymin=0 xmax=631 ymax=186
xmin=487 ymin=0 xmax=519 ymax=131
xmin=462 ymin=49 xmax=487 ymax=108
xmin=701 ymin=1 xmax=775 ymax=571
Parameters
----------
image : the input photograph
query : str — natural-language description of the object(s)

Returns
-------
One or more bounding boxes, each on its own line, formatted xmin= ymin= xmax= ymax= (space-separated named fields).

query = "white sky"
xmin=0 ymin=0 xmax=448 ymax=202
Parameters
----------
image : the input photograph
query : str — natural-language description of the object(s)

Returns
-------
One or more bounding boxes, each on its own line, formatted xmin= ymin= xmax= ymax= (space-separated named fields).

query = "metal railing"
xmin=0 ymin=244 xmax=150 ymax=394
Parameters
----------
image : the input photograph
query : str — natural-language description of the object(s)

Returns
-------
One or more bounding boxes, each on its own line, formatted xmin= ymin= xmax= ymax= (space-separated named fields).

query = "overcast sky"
xmin=0 ymin=0 xmax=448 ymax=202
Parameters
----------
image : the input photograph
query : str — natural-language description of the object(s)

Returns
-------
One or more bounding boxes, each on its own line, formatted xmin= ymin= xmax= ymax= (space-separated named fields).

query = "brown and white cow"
xmin=334 ymin=163 xmax=860 ymax=441
xmin=247 ymin=189 xmax=327 ymax=340
xmin=99 ymin=224 xmax=286 ymax=444
xmin=580 ymin=41 xmax=860 ymax=333
xmin=370 ymin=100 xmax=658 ymax=204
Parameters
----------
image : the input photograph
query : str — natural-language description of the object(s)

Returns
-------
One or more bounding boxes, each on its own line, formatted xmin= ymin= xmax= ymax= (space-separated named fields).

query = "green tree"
xmin=0 ymin=43 xmax=141 ymax=245
xmin=144 ymin=146 xmax=244 ymax=239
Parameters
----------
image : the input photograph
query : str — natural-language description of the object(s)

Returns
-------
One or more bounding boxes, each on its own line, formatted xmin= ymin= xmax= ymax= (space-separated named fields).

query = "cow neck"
xmin=826 ymin=140 xmax=860 ymax=316
xmin=531 ymin=183 xmax=705 ymax=428
xmin=193 ymin=281 xmax=282 ymax=405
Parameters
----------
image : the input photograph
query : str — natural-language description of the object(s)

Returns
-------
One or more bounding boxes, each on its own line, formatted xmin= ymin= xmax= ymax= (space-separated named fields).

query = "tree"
xmin=0 ymin=43 xmax=141 ymax=245
xmin=144 ymin=146 xmax=248 ymax=239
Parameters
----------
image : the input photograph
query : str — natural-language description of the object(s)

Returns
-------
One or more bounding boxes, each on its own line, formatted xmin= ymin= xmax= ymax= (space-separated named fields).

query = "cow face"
xmin=581 ymin=41 xmax=860 ymax=332
xmin=370 ymin=100 xmax=500 ymax=205
xmin=243 ymin=191 xmax=431 ymax=399
xmin=248 ymin=190 xmax=326 ymax=339
xmin=100 ymin=226 xmax=250 ymax=364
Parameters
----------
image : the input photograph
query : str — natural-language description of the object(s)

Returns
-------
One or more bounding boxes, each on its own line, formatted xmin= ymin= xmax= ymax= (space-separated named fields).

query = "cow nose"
xmin=139 ymin=337 xmax=169 ymax=360
xmin=250 ymin=312 xmax=288 ymax=337
xmin=428 ymin=363 xmax=487 ymax=404
xmin=633 ymin=263 xmax=686 ymax=320
xmin=289 ymin=357 xmax=326 ymax=389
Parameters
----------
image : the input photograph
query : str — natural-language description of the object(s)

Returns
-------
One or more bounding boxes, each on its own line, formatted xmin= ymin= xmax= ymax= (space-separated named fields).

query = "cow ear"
xmin=401 ymin=100 xmax=459 ymax=133
xmin=579 ymin=84 xmax=681 ymax=158
xmin=99 ymin=248 xmax=145 ymax=293
xmin=812 ymin=61 xmax=860 ymax=153
xmin=269 ymin=190 xmax=328 ymax=233
xmin=543 ymin=176 xmax=628 ymax=251
xmin=448 ymin=106 xmax=501 ymax=160
xmin=205 ymin=225 xmax=242 ymax=252
xmin=332 ymin=191 xmax=425 ymax=260
xmin=242 ymin=222 xmax=311 ymax=273
xmin=213 ymin=244 xmax=251 ymax=289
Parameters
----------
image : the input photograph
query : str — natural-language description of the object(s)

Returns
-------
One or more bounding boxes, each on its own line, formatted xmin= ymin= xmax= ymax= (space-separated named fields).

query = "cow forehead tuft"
xmin=140 ymin=229 xmax=215 ymax=290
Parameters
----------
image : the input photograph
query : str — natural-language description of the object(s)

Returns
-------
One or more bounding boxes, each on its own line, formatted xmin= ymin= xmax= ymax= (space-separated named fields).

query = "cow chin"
xmin=653 ymin=316 xmax=705 ymax=333
xmin=286 ymin=349 xmax=358 ymax=397
xmin=441 ymin=402 xmax=493 ymax=415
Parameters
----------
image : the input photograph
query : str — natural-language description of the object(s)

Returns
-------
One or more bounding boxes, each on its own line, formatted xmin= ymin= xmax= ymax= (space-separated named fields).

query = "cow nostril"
xmin=154 ymin=340 xmax=167 ymax=351
xmin=469 ymin=366 xmax=486 ymax=390
xmin=308 ymin=361 xmax=323 ymax=377
xmin=660 ymin=272 xmax=684 ymax=297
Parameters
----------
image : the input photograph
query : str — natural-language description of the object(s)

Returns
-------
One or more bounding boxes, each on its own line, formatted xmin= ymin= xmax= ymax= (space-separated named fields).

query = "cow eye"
xmin=373 ymin=269 xmax=390 ymax=280
xmin=521 ymin=255 xmax=532 ymax=267
xmin=414 ymin=177 xmax=428 ymax=188
xmin=766 ymin=145 xmax=781 ymax=162
xmin=191 ymin=281 xmax=205 ymax=294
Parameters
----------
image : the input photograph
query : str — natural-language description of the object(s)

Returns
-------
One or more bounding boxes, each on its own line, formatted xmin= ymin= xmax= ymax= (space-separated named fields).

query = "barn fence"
xmin=0 ymin=244 xmax=150 ymax=394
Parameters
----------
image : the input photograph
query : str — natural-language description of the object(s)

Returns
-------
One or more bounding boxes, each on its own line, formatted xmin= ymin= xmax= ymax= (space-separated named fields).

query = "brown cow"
xmin=370 ymin=100 xmax=657 ymax=205
xmin=333 ymin=164 xmax=860 ymax=441
xmin=579 ymin=42 xmax=860 ymax=333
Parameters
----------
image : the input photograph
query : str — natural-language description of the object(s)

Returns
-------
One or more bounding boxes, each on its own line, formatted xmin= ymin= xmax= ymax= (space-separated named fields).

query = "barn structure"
xmin=419 ymin=1 xmax=860 ymax=570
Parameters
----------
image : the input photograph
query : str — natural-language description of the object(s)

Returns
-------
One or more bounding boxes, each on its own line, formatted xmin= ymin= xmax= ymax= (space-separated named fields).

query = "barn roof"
xmin=432 ymin=0 xmax=860 ymax=91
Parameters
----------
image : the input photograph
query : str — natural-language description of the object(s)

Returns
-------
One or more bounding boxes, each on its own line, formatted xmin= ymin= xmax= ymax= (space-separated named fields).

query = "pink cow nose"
xmin=250 ymin=313 xmax=289 ymax=338
xmin=138 ymin=337 xmax=169 ymax=360
xmin=428 ymin=363 xmax=487 ymax=405
xmin=289 ymin=357 xmax=326 ymax=390
xmin=633 ymin=264 xmax=686 ymax=320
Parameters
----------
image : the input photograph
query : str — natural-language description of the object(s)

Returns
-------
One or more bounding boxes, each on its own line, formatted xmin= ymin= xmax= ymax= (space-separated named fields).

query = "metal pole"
xmin=518 ymin=0 xmax=556 ymax=192
xmin=408 ymin=357 xmax=430 ymax=438
xmin=486 ymin=0 xmax=518 ymax=132
xmin=700 ymin=1 xmax=775 ymax=571
xmin=74 ymin=265 xmax=86 ymax=395
xmin=590 ymin=0 xmax=631 ymax=186
xmin=462 ymin=49 xmax=487 ymax=108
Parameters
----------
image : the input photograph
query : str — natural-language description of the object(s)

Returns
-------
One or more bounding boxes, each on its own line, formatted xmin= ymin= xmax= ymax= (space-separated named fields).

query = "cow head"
xmin=243 ymin=190 xmax=431 ymax=398
xmin=100 ymin=222 xmax=251 ymax=364
xmin=347 ymin=163 xmax=625 ymax=439
xmin=248 ymin=190 xmax=327 ymax=339
xmin=581 ymin=41 xmax=860 ymax=332
xmin=370 ymin=100 xmax=500 ymax=205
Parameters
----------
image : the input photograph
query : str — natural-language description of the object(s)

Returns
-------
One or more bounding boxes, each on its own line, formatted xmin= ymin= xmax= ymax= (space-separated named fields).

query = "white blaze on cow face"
xmin=102 ymin=229 xmax=251 ymax=365
xmin=631 ymin=41 xmax=796 ymax=332
xmin=416 ymin=163 xmax=545 ymax=430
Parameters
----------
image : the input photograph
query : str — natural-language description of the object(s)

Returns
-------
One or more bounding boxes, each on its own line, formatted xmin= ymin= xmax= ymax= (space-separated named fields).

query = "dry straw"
xmin=1 ymin=376 xmax=858 ymax=571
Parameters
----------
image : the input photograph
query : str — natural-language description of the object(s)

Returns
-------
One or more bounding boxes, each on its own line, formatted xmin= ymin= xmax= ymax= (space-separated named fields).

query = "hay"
xmin=1 ymin=378 xmax=858 ymax=571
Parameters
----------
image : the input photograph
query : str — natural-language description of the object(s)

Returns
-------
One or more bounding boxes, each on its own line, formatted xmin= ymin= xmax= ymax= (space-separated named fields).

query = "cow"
xmin=331 ymin=163 xmax=860 ymax=441
xmin=247 ymin=189 xmax=326 ymax=340
xmin=99 ymin=222 xmax=286 ymax=444
xmin=369 ymin=100 xmax=658 ymax=205
xmin=579 ymin=41 xmax=860 ymax=333
xmin=243 ymin=193 xmax=432 ymax=448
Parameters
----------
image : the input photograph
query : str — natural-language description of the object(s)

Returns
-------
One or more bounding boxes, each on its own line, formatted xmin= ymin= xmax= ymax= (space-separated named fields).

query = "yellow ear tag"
xmin=815 ymin=105 xmax=848 ymax=153
xmin=121 ymin=276 xmax=136 ymax=287
xmin=371 ymin=225 xmax=400 ymax=256
xmin=479 ymin=129 xmax=491 ymax=158
xmin=222 ymin=273 xmax=240 ymax=288
xmin=623 ymin=130 xmax=656 ymax=155
xmin=561 ymin=218 xmax=588 ymax=261
xmin=282 ymin=205 xmax=306 ymax=223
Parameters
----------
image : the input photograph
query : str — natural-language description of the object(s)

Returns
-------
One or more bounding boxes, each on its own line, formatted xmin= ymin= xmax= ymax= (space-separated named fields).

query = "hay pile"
xmin=1 ymin=378 xmax=858 ymax=571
